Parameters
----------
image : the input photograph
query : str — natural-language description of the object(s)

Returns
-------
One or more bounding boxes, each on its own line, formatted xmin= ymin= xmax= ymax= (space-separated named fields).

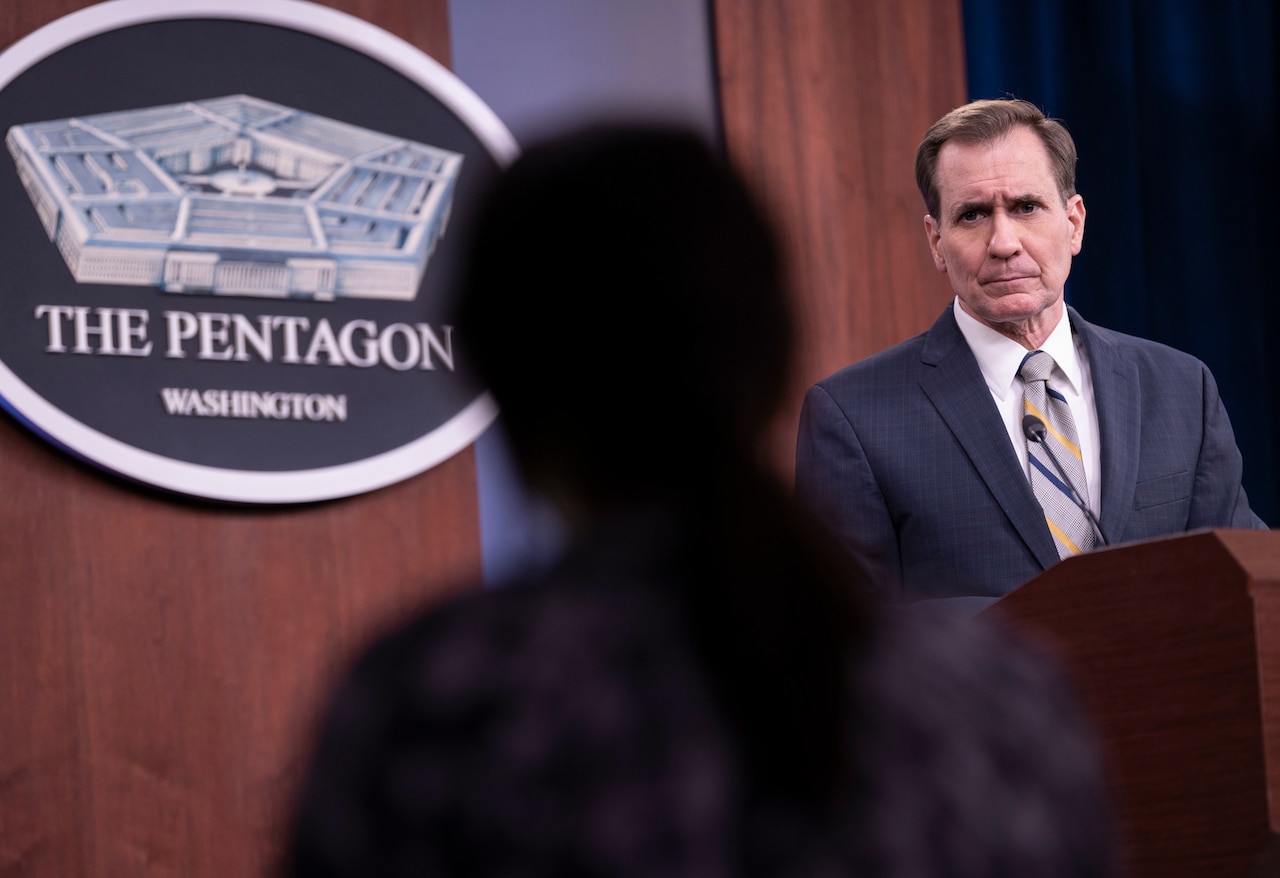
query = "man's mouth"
xmin=981 ymin=274 xmax=1035 ymax=286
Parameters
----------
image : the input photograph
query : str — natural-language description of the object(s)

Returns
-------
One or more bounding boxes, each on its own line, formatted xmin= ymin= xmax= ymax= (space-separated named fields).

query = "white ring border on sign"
xmin=0 ymin=0 xmax=514 ymax=504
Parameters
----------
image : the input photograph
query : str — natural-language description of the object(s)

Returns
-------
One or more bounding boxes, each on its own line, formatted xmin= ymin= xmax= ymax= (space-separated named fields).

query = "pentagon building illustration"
xmin=6 ymin=95 xmax=464 ymax=301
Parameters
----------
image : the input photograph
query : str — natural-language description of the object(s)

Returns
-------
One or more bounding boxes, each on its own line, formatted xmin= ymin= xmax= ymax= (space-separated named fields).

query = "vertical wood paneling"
xmin=0 ymin=2 xmax=471 ymax=876
xmin=712 ymin=0 xmax=968 ymax=477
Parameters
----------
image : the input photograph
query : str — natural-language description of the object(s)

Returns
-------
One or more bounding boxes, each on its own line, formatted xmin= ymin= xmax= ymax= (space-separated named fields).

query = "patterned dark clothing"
xmin=288 ymin=522 xmax=1116 ymax=877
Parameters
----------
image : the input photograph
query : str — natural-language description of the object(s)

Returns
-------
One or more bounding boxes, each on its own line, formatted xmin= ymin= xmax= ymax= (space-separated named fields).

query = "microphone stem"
xmin=1023 ymin=416 xmax=1109 ymax=548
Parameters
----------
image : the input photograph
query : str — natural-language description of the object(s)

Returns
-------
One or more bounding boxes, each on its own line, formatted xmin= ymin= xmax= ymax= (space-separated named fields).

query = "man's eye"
xmin=1018 ymin=202 xmax=1039 ymax=214
xmin=959 ymin=210 xmax=980 ymax=222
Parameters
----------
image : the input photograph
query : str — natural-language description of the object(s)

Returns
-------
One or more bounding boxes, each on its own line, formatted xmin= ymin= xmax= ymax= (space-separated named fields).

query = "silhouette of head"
xmin=457 ymin=124 xmax=790 ymax=514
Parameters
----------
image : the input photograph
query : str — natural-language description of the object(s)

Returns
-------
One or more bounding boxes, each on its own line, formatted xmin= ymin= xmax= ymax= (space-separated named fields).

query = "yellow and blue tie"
xmin=1018 ymin=350 xmax=1096 ymax=558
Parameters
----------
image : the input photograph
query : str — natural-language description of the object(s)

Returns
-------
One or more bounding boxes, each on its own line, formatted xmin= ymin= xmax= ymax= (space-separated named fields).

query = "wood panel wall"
xmin=1 ymin=1 xmax=974 ymax=874
xmin=0 ymin=3 xmax=478 ymax=877
xmin=711 ymin=0 xmax=969 ymax=478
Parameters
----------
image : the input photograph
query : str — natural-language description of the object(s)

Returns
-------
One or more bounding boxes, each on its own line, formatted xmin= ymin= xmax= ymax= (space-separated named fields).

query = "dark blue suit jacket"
xmin=796 ymin=304 xmax=1267 ymax=607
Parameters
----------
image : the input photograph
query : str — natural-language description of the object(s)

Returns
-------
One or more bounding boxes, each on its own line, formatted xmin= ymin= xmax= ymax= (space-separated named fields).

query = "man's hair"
xmin=915 ymin=98 xmax=1078 ymax=220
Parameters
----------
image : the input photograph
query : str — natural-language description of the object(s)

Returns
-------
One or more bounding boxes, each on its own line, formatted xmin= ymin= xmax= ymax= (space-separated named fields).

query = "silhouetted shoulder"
xmin=290 ymin=563 xmax=1115 ymax=877
xmin=288 ymin=548 xmax=743 ymax=877
xmin=839 ymin=607 xmax=1115 ymax=874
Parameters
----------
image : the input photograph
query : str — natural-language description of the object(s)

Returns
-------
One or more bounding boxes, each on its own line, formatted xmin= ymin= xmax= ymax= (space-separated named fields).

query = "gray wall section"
xmin=447 ymin=0 xmax=720 ymax=583
xmin=449 ymin=0 xmax=719 ymax=145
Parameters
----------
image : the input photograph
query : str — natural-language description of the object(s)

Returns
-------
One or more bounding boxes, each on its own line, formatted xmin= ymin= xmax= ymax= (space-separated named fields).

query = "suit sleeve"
xmin=795 ymin=384 xmax=904 ymax=598
xmin=1190 ymin=364 xmax=1270 ymax=530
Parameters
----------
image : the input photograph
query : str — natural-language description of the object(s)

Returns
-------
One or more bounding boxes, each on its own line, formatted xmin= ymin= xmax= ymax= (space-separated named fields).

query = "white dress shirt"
xmin=952 ymin=298 xmax=1102 ymax=515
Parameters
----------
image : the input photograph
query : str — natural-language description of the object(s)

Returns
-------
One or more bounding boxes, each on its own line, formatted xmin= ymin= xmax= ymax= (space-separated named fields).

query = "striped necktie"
xmin=1018 ymin=350 xmax=1095 ymax=558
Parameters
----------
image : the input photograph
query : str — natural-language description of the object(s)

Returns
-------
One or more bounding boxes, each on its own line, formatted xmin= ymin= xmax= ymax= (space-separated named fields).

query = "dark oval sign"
xmin=0 ymin=0 xmax=514 ymax=503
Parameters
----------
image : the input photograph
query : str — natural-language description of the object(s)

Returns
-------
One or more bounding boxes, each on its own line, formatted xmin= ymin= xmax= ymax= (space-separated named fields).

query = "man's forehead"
xmin=935 ymin=129 xmax=1058 ymax=202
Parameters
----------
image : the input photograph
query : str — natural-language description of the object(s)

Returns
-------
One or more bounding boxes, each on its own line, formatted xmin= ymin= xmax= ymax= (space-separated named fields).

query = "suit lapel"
xmin=1067 ymin=307 xmax=1139 ymax=542
xmin=918 ymin=307 xmax=1061 ymax=570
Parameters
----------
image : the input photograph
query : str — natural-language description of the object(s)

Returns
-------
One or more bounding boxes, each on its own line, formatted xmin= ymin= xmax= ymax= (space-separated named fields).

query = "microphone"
xmin=1021 ymin=414 xmax=1109 ymax=548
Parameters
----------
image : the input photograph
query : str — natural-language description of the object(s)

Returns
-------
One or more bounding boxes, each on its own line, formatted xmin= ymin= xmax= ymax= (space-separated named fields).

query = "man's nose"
xmin=987 ymin=211 xmax=1021 ymax=258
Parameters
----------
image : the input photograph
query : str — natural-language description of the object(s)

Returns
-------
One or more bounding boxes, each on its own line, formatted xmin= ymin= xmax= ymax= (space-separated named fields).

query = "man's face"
xmin=924 ymin=125 xmax=1085 ymax=335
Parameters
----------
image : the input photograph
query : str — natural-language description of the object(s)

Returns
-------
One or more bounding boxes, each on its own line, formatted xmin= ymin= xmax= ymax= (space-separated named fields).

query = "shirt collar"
xmin=952 ymin=298 xmax=1082 ymax=401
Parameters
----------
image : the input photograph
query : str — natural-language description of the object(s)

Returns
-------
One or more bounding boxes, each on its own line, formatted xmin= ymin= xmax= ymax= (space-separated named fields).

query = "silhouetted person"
xmin=286 ymin=123 xmax=1117 ymax=877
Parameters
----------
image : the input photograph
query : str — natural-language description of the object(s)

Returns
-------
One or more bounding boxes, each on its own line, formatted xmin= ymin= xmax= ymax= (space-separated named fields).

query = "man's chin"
xmin=961 ymin=291 xmax=1063 ymax=326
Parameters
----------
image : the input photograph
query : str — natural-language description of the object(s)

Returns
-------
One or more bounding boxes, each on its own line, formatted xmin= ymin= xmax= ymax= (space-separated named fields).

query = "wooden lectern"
xmin=986 ymin=528 xmax=1280 ymax=878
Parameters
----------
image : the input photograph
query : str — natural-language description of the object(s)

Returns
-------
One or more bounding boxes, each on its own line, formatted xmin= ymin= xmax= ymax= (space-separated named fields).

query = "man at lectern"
xmin=796 ymin=98 xmax=1267 ymax=612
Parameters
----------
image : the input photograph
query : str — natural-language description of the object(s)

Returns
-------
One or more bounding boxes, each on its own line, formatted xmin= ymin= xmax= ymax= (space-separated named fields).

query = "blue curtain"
xmin=962 ymin=0 xmax=1279 ymax=525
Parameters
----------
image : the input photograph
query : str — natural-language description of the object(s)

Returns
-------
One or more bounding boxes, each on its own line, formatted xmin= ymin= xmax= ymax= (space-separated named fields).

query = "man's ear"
xmin=1066 ymin=195 xmax=1086 ymax=255
xmin=924 ymin=214 xmax=947 ymax=272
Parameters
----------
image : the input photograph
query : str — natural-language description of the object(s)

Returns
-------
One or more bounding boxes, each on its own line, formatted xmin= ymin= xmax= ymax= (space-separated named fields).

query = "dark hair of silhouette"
xmin=455 ymin=123 xmax=873 ymax=806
